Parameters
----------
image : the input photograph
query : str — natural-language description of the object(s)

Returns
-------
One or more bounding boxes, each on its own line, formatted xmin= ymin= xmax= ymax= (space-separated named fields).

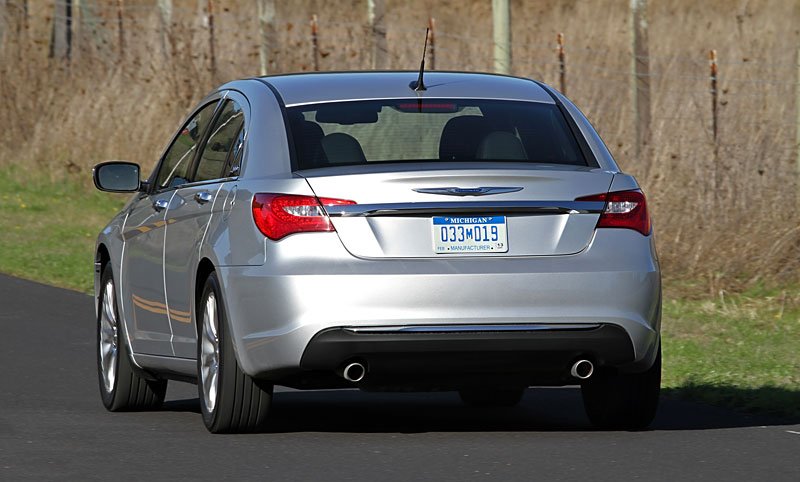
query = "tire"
xmin=197 ymin=272 xmax=273 ymax=433
xmin=581 ymin=346 xmax=661 ymax=430
xmin=97 ymin=265 xmax=167 ymax=411
xmin=459 ymin=388 xmax=525 ymax=407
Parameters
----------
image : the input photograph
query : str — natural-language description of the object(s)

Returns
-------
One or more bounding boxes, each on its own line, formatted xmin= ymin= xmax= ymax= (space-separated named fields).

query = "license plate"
xmin=432 ymin=216 xmax=508 ymax=254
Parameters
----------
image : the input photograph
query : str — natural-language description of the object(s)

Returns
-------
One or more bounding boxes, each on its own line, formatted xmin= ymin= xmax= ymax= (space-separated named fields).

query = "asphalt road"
xmin=1 ymin=274 xmax=798 ymax=481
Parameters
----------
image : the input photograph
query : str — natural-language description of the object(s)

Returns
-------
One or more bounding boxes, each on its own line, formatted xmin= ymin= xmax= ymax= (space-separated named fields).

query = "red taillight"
xmin=252 ymin=193 xmax=355 ymax=240
xmin=576 ymin=190 xmax=651 ymax=236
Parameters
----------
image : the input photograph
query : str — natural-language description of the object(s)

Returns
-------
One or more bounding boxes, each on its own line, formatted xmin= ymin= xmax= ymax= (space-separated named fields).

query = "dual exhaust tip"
xmin=341 ymin=359 xmax=592 ymax=383
xmin=342 ymin=362 xmax=366 ymax=383
xmin=570 ymin=359 xmax=594 ymax=380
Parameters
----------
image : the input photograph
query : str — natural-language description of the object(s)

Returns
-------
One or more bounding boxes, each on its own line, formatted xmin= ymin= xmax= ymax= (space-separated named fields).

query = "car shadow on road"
xmin=660 ymin=384 xmax=800 ymax=427
xmin=160 ymin=385 xmax=798 ymax=434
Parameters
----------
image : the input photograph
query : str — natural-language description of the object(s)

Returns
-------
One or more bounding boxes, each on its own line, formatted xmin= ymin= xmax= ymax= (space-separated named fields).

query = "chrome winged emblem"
xmin=413 ymin=186 xmax=523 ymax=196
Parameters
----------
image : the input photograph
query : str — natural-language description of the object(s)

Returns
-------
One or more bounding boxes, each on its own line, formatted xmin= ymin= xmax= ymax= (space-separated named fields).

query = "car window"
xmin=287 ymin=99 xmax=586 ymax=169
xmin=194 ymin=100 xmax=245 ymax=182
xmin=155 ymin=101 xmax=218 ymax=190
xmin=226 ymin=124 xmax=245 ymax=176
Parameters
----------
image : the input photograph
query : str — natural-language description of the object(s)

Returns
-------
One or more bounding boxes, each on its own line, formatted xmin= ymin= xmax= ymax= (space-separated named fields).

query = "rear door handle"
xmin=153 ymin=199 xmax=169 ymax=211
xmin=194 ymin=191 xmax=214 ymax=204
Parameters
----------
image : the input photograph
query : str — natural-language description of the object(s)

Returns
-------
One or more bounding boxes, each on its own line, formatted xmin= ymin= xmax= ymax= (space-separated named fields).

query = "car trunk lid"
xmin=300 ymin=164 xmax=614 ymax=258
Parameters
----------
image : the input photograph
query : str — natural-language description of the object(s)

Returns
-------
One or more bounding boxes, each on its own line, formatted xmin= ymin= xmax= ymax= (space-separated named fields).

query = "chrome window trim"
xmin=150 ymin=176 xmax=239 ymax=195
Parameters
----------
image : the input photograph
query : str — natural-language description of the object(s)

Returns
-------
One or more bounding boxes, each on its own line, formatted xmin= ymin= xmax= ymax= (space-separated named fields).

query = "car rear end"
xmin=219 ymin=73 xmax=660 ymax=393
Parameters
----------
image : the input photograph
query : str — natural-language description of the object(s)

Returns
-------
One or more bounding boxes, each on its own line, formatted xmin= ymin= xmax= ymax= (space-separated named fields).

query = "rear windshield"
xmin=287 ymin=99 xmax=588 ymax=170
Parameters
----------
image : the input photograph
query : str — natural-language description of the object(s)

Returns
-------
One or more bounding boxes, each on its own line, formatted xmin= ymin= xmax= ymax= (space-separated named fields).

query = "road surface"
xmin=1 ymin=274 xmax=798 ymax=480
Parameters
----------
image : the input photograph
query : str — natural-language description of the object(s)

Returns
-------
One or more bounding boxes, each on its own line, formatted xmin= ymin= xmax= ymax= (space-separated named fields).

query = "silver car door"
xmin=121 ymin=99 xmax=220 ymax=356
xmin=121 ymin=190 xmax=175 ymax=356
xmin=162 ymin=184 xmax=221 ymax=358
xmin=164 ymin=97 xmax=245 ymax=358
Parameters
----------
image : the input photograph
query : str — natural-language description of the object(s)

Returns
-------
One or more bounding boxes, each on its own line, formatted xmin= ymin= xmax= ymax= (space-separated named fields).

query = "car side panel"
xmin=235 ymin=80 xmax=295 ymax=179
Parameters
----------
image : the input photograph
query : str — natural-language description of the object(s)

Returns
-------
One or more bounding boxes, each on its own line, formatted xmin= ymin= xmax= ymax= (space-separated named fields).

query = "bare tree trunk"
xmin=795 ymin=46 xmax=800 ymax=208
xmin=492 ymin=0 xmax=511 ymax=74
xmin=207 ymin=0 xmax=217 ymax=81
xmin=0 ymin=0 xmax=7 ymax=52
xmin=310 ymin=14 xmax=319 ymax=71
xmin=428 ymin=16 xmax=435 ymax=70
xmin=367 ymin=0 xmax=387 ymax=69
xmin=50 ymin=0 xmax=73 ymax=61
xmin=157 ymin=0 xmax=172 ymax=61
xmin=556 ymin=32 xmax=566 ymax=94
xmin=72 ymin=0 xmax=83 ymax=63
xmin=631 ymin=0 xmax=652 ymax=168
xmin=256 ymin=0 xmax=275 ymax=75
xmin=116 ymin=0 xmax=124 ymax=61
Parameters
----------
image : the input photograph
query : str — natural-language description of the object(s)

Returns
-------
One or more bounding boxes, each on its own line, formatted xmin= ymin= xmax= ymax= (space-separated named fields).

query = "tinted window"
xmin=287 ymin=99 xmax=586 ymax=170
xmin=194 ymin=100 xmax=244 ymax=182
xmin=227 ymin=125 xmax=245 ymax=176
xmin=155 ymin=101 xmax=218 ymax=189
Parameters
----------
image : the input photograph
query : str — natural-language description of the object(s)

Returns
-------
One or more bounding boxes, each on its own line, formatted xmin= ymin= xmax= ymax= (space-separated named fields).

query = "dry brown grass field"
xmin=1 ymin=0 xmax=798 ymax=293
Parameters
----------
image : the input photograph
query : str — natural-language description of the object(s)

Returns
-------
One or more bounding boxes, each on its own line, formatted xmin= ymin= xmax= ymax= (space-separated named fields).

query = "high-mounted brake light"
xmin=395 ymin=102 xmax=458 ymax=113
xmin=252 ymin=193 xmax=355 ymax=240
xmin=576 ymin=190 xmax=651 ymax=236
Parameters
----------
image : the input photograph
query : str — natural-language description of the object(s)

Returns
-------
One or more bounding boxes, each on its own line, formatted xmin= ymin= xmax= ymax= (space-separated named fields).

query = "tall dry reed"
xmin=0 ymin=0 xmax=798 ymax=292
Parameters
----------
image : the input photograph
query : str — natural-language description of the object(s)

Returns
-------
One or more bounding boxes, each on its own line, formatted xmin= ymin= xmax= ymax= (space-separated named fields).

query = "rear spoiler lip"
xmin=324 ymin=200 xmax=606 ymax=217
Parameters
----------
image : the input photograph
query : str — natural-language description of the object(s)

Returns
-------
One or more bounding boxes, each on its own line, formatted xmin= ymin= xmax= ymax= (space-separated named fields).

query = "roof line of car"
xmin=249 ymin=69 xmax=548 ymax=83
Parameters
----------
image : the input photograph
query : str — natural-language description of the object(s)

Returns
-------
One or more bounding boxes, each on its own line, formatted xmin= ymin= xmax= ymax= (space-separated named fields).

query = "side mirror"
xmin=93 ymin=161 xmax=141 ymax=193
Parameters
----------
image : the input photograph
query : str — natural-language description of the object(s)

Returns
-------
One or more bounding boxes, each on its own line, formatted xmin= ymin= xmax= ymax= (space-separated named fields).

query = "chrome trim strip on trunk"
xmin=412 ymin=187 xmax=524 ymax=196
xmin=343 ymin=323 xmax=601 ymax=334
xmin=324 ymin=201 xmax=605 ymax=217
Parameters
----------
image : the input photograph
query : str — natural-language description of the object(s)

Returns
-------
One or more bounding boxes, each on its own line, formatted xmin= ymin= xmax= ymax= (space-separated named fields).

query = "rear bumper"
xmin=216 ymin=229 xmax=661 ymax=382
xmin=299 ymin=324 xmax=634 ymax=389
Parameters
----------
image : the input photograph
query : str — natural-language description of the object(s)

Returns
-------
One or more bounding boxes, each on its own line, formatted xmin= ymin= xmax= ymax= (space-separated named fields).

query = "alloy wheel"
xmin=200 ymin=293 xmax=220 ymax=414
xmin=99 ymin=280 xmax=119 ymax=393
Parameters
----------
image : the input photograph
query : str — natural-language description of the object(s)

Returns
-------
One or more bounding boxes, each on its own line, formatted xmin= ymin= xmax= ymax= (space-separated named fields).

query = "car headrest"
xmin=321 ymin=133 xmax=367 ymax=164
xmin=439 ymin=116 xmax=490 ymax=161
xmin=476 ymin=131 xmax=527 ymax=160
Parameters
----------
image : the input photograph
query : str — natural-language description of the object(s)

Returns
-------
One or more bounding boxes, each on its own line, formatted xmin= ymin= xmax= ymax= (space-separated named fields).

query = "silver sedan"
xmin=92 ymin=71 xmax=661 ymax=433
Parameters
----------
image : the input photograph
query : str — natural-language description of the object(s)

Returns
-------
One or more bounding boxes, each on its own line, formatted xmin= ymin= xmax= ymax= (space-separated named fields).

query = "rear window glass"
xmin=287 ymin=99 xmax=586 ymax=170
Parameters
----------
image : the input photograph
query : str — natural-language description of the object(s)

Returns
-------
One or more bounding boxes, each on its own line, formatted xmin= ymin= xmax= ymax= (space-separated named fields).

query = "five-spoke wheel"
xmin=97 ymin=265 xmax=167 ymax=411
xmin=197 ymin=272 xmax=273 ymax=433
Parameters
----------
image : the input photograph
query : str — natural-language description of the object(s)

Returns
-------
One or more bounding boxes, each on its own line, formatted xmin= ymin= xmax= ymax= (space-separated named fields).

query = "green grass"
xmin=0 ymin=168 xmax=127 ymax=293
xmin=662 ymin=291 xmax=800 ymax=418
xmin=0 ymin=167 xmax=798 ymax=419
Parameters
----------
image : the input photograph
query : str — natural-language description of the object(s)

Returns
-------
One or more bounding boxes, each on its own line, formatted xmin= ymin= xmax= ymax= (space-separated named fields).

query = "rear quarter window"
xmin=194 ymin=100 xmax=244 ymax=182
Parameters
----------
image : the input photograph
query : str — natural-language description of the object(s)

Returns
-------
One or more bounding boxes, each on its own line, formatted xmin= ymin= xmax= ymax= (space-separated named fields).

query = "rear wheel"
xmin=581 ymin=346 xmax=661 ymax=430
xmin=198 ymin=272 xmax=273 ymax=433
xmin=97 ymin=266 xmax=167 ymax=411
xmin=459 ymin=388 xmax=525 ymax=407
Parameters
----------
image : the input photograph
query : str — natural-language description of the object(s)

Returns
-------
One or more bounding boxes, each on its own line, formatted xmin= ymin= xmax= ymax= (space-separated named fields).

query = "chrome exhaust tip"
xmin=342 ymin=362 xmax=366 ymax=383
xmin=570 ymin=359 xmax=594 ymax=380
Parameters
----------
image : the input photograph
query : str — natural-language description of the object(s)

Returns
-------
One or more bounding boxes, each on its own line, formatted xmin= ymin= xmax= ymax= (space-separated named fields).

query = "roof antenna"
xmin=410 ymin=28 xmax=429 ymax=91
